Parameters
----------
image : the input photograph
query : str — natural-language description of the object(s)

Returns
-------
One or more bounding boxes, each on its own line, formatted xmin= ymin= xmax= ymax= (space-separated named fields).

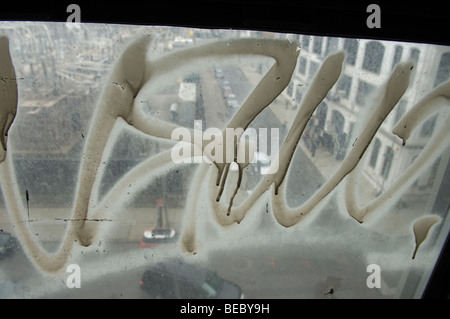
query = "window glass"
xmin=392 ymin=45 xmax=403 ymax=70
xmin=362 ymin=41 xmax=385 ymax=74
xmin=369 ymin=138 xmax=381 ymax=168
xmin=0 ymin=21 xmax=449 ymax=299
xmin=343 ymin=38 xmax=358 ymax=66
xmin=434 ymin=52 xmax=450 ymax=88
xmin=313 ymin=37 xmax=323 ymax=55
xmin=298 ymin=56 xmax=307 ymax=75
xmin=337 ymin=74 xmax=352 ymax=99
xmin=356 ymin=80 xmax=375 ymax=106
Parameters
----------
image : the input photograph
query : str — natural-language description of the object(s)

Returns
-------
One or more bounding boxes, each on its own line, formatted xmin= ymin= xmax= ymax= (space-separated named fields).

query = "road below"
xmin=2 ymin=236 xmax=385 ymax=299
xmin=1 ymin=143 xmax=388 ymax=299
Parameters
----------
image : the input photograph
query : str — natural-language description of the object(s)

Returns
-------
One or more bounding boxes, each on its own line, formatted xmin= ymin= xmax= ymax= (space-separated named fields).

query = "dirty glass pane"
xmin=0 ymin=22 xmax=449 ymax=299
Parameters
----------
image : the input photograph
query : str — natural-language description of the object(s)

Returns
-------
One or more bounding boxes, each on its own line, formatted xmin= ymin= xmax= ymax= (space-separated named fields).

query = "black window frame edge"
xmin=1 ymin=0 xmax=449 ymax=299
xmin=0 ymin=1 xmax=449 ymax=46
xmin=422 ymin=231 xmax=450 ymax=299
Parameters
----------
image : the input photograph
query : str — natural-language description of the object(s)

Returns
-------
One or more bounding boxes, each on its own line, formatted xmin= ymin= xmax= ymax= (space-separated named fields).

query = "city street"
xmin=0 ymin=139 xmax=390 ymax=299
xmin=1 ymin=232 xmax=386 ymax=299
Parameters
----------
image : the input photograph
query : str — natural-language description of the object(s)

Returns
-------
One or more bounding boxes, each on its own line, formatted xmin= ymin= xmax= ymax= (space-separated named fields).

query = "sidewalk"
xmin=299 ymin=143 xmax=341 ymax=182
xmin=298 ymin=140 xmax=384 ymax=205
xmin=241 ymin=63 xmax=344 ymax=182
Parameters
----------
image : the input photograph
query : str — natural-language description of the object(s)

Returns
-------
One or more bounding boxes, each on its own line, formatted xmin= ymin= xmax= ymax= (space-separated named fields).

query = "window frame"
xmin=1 ymin=1 xmax=449 ymax=300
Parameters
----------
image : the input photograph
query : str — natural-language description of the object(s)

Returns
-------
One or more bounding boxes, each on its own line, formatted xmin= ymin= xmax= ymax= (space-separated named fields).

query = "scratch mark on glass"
xmin=25 ymin=189 xmax=30 ymax=220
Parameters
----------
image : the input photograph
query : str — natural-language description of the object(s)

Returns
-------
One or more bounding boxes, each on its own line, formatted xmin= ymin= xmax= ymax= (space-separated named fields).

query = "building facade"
xmin=281 ymin=34 xmax=450 ymax=202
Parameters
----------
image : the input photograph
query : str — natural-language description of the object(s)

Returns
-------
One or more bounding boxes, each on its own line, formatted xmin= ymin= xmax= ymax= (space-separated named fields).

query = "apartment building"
xmin=282 ymin=34 xmax=450 ymax=202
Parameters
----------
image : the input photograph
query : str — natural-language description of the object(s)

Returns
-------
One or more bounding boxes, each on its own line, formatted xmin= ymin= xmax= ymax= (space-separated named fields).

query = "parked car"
xmin=139 ymin=258 xmax=244 ymax=299
xmin=139 ymin=227 xmax=177 ymax=249
xmin=222 ymin=86 xmax=233 ymax=98
xmin=0 ymin=232 xmax=19 ymax=258
xmin=221 ymin=80 xmax=230 ymax=88
xmin=226 ymin=95 xmax=239 ymax=109
xmin=214 ymin=67 xmax=224 ymax=79
xmin=254 ymin=152 xmax=273 ymax=175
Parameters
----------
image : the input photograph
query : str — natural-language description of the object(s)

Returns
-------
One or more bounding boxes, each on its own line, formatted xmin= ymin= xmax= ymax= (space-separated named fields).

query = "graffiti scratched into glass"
xmin=0 ymin=23 xmax=449 ymax=298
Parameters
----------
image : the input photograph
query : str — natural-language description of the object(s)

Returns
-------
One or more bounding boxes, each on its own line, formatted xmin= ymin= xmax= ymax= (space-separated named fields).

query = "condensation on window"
xmin=0 ymin=22 xmax=449 ymax=299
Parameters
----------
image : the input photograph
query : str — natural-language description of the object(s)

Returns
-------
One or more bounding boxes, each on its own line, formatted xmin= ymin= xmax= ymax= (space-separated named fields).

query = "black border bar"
xmin=1 ymin=1 xmax=449 ymax=46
